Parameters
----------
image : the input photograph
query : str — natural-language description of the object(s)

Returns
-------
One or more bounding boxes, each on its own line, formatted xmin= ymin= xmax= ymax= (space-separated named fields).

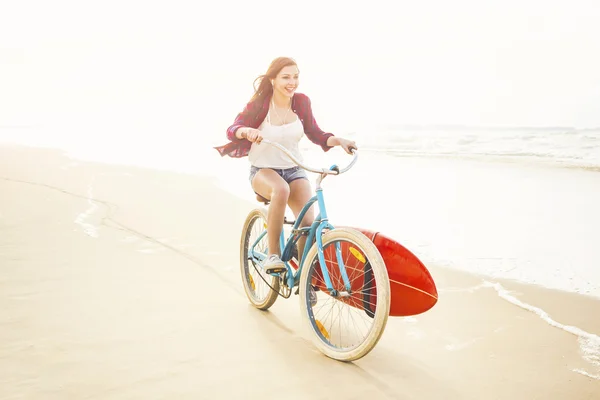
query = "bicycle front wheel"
xmin=240 ymin=208 xmax=279 ymax=310
xmin=299 ymin=227 xmax=390 ymax=361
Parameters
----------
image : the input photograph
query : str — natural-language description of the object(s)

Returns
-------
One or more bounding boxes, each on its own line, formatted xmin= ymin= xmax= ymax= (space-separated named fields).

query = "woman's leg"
xmin=251 ymin=169 xmax=290 ymax=262
xmin=287 ymin=178 xmax=315 ymax=263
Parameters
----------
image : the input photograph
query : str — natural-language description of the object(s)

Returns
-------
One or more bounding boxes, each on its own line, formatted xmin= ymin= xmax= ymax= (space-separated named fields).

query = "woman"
xmin=215 ymin=57 xmax=357 ymax=274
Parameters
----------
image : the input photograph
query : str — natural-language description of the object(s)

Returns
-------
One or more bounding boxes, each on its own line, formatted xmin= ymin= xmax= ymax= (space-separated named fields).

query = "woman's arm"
xmin=300 ymin=94 xmax=356 ymax=154
xmin=299 ymin=95 xmax=335 ymax=152
xmin=226 ymin=100 xmax=260 ymax=142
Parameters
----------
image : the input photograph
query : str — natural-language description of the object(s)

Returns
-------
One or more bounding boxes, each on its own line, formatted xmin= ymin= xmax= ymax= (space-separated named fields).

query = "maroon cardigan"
xmin=214 ymin=92 xmax=335 ymax=158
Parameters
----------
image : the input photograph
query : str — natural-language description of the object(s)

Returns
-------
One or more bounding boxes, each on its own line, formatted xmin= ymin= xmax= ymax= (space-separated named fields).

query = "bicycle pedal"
xmin=266 ymin=268 xmax=286 ymax=275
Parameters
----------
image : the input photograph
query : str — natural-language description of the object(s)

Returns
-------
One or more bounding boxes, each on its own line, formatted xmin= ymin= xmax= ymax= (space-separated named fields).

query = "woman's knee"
xmin=301 ymin=213 xmax=314 ymax=227
xmin=299 ymin=203 xmax=315 ymax=227
xmin=252 ymin=169 xmax=290 ymax=203
xmin=270 ymin=182 xmax=290 ymax=203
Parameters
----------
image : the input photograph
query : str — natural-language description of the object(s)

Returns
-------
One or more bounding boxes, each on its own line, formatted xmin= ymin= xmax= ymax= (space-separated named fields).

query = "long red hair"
xmin=250 ymin=57 xmax=298 ymax=103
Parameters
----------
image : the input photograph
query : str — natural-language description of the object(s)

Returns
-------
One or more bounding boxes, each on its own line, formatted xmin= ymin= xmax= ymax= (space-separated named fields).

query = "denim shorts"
xmin=249 ymin=165 xmax=308 ymax=186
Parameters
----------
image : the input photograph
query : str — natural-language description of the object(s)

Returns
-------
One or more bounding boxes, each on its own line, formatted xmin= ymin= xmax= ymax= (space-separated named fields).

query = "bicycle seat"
xmin=256 ymin=194 xmax=270 ymax=205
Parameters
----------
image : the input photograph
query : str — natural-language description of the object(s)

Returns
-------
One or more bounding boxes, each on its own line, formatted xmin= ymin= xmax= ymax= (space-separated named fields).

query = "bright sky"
xmin=1 ymin=0 xmax=599 ymax=147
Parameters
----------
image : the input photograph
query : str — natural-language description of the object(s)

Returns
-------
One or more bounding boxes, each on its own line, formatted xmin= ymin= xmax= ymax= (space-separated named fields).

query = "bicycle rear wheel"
xmin=240 ymin=208 xmax=279 ymax=310
xmin=299 ymin=227 xmax=390 ymax=361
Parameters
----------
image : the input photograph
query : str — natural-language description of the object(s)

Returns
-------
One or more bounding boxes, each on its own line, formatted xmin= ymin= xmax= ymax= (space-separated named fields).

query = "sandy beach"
xmin=1 ymin=144 xmax=599 ymax=400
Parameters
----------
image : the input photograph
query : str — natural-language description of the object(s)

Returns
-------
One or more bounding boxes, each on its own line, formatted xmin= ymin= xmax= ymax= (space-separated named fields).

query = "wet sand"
xmin=1 ymin=144 xmax=599 ymax=399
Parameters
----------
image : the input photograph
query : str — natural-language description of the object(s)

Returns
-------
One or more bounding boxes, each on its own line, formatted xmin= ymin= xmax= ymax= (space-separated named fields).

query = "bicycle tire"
xmin=298 ymin=227 xmax=390 ymax=361
xmin=240 ymin=208 xmax=279 ymax=310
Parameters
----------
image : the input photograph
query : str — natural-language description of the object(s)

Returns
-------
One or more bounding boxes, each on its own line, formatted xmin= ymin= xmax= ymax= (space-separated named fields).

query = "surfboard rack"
xmin=291 ymin=227 xmax=310 ymax=236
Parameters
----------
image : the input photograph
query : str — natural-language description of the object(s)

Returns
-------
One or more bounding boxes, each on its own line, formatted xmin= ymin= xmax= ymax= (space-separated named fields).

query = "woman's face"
xmin=272 ymin=65 xmax=300 ymax=99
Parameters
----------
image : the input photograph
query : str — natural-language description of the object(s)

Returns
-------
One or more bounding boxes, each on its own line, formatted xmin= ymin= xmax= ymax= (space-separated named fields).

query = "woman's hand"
xmin=239 ymin=128 xmax=263 ymax=143
xmin=327 ymin=136 xmax=357 ymax=154
xmin=337 ymin=138 xmax=358 ymax=154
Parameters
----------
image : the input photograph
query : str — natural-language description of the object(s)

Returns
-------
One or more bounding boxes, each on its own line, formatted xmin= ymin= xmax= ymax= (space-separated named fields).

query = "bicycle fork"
xmin=313 ymin=223 xmax=353 ymax=296
xmin=309 ymin=188 xmax=351 ymax=297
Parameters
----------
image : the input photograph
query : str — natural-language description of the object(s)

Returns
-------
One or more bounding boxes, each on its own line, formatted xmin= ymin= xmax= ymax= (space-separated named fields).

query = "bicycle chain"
xmin=250 ymin=260 xmax=293 ymax=299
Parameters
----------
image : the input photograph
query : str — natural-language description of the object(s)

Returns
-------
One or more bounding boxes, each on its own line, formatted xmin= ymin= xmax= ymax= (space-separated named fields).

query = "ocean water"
xmin=1 ymin=125 xmax=599 ymax=300
xmin=358 ymin=125 xmax=600 ymax=169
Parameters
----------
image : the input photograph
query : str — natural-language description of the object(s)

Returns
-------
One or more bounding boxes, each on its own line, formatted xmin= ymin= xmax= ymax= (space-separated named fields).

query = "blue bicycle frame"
xmin=248 ymin=176 xmax=353 ymax=296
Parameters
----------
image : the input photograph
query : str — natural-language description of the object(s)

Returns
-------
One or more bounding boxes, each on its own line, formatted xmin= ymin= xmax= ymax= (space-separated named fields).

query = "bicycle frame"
xmin=247 ymin=139 xmax=358 ymax=296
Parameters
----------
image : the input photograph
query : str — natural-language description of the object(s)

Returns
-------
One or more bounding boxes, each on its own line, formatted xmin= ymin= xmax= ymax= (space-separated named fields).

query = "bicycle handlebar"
xmin=260 ymin=139 xmax=358 ymax=175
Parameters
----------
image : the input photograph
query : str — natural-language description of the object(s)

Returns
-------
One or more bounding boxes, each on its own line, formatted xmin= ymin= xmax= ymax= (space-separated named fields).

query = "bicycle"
xmin=239 ymin=139 xmax=391 ymax=361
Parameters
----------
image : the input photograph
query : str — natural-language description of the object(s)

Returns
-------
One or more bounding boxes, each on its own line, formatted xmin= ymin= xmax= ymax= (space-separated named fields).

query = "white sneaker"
xmin=263 ymin=254 xmax=286 ymax=274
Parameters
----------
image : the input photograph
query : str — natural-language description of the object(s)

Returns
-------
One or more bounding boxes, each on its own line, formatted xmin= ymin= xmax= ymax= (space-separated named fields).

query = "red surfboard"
xmin=288 ymin=227 xmax=438 ymax=317
xmin=300 ymin=227 xmax=438 ymax=317
xmin=345 ymin=227 xmax=438 ymax=317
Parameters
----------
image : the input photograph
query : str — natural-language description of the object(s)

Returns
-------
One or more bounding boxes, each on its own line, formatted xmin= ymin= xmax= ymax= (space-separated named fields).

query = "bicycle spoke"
xmin=303 ymin=232 xmax=390 ymax=355
xmin=240 ymin=209 xmax=281 ymax=309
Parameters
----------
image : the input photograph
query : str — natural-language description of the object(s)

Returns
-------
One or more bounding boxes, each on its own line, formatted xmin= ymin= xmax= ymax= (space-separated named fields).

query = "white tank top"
xmin=248 ymin=116 xmax=304 ymax=168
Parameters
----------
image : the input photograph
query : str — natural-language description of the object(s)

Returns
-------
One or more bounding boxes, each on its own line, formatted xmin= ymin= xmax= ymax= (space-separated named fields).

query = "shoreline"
xmin=1 ymin=143 xmax=599 ymax=398
xmin=2 ymin=141 xmax=599 ymax=301
xmin=2 ymin=141 xmax=599 ymax=302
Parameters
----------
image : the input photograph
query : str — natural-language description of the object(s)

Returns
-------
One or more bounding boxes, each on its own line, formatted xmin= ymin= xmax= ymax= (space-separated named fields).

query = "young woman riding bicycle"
xmin=214 ymin=56 xmax=357 ymax=274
